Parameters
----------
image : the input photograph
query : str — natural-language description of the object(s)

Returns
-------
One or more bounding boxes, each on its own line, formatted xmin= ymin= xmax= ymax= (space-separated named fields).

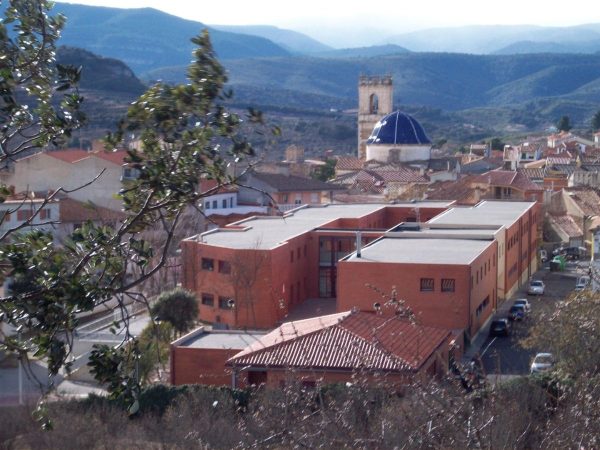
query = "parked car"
xmin=508 ymin=305 xmax=526 ymax=321
xmin=512 ymin=298 xmax=531 ymax=312
xmin=575 ymin=276 xmax=590 ymax=292
xmin=527 ymin=280 xmax=545 ymax=295
xmin=489 ymin=318 xmax=511 ymax=337
xmin=530 ymin=353 xmax=554 ymax=374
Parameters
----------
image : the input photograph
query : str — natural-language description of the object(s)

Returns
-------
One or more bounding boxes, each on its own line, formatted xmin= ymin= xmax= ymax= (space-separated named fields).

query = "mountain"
xmin=53 ymin=47 xmax=146 ymax=132
xmin=209 ymin=25 xmax=331 ymax=54
xmin=51 ymin=3 xmax=290 ymax=74
xmin=314 ymin=44 xmax=410 ymax=58
xmin=383 ymin=24 xmax=600 ymax=54
xmin=493 ymin=39 xmax=600 ymax=55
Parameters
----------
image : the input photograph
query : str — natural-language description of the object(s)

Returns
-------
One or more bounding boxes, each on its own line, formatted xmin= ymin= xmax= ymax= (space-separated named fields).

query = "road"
xmin=480 ymin=262 xmax=584 ymax=376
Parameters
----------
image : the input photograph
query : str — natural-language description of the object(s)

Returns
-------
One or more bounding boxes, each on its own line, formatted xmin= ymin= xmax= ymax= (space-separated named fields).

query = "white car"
xmin=527 ymin=280 xmax=545 ymax=295
xmin=530 ymin=353 xmax=554 ymax=374
xmin=575 ymin=276 xmax=590 ymax=292
xmin=512 ymin=298 xmax=531 ymax=312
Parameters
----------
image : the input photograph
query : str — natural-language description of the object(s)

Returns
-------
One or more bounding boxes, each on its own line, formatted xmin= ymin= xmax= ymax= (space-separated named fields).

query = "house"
xmin=471 ymin=170 xmax=544 ymax=203
xmin=547 ymin=187 xmax=600 ymax=248
xmin=0 ymin=193 xmax=124 ymax=242
xmin=236 ymin=171 xmax=346 ymax=212
xmin=0 ymin=148 xmax=129 ymax=211
xmin=226 ymin=311 xmax=452 ymax=388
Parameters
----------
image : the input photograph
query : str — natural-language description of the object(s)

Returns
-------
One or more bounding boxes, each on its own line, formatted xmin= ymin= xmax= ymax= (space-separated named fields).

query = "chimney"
xmin=356 ymin=231 xmax=362 ymax=258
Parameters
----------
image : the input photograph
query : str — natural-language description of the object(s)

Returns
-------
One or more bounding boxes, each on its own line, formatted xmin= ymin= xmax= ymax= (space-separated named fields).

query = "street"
xmin=481 ymin=261 xmax=584 ymax=376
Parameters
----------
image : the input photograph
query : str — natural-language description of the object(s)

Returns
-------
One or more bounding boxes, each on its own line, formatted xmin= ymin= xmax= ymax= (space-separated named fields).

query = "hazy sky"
xmin=61 ymin=0 xmax=598 ymax=47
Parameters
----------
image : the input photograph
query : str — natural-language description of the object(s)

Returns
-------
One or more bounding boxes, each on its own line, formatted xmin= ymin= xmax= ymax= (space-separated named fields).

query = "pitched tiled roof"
xmin=46 ymin=149 xmax=90 ymax=163
xmin=519 ymin=168 xmax=545 ymax=182
xmin=45 ymin=149 xmax=127 ymax=166
xmin=473 ymin=170 xmax=543 ymax=192
xmin=251 ymin=172 xmax=346 ymax=192
xmin=335 ymin=156 xmax=364 ymax=171
xmin=58 ymin=197 xmax=126 ymax=222
xmin=548 ymin=214 xmax=582 ymax=239
xmin=425 ymin=177 xmax=481 ymax=205
xmin=228 ymin=311 xmax=450 ymax=373
xmin=564 ymin=187 xmax=600 ymax=216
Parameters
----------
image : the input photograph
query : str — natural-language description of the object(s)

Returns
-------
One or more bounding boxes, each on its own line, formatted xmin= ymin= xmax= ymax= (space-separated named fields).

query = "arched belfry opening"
xmin=358 ymin=75 xmax=393 ymax=159
xmin=369 ymin=94 xmax=379 ymax=114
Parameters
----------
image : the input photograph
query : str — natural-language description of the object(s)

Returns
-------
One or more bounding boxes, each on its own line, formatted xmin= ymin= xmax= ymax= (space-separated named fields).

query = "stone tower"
xmin=357 ymin=75 xmax=393 ymax=159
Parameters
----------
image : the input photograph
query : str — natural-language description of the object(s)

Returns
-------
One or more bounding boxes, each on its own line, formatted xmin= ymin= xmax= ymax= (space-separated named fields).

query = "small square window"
xmin=420 ymin=278 xmax=434 ymax=292
xmin=218 ymin=260 xmax=231 ymax=274
xmin=201 ymin=293 xmax=214 ymax=306
xmin=219 ymin=297 xmax=233 ymax=309
xmin=201 ymin=258 xmax=214 ymax=271
xmin=441 ymin=279 xmax=455 ymax=292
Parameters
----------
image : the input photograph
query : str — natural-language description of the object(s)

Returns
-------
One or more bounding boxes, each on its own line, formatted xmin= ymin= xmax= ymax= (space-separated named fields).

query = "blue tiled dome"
xmin=367 ymin=111 xmax=431 ymax=145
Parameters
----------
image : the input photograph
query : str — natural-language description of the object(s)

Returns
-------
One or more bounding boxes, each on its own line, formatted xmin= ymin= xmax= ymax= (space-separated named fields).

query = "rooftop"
xmin=428 ymin=201 xmax=536 ymax=227
xmin=228 ymin=311 xmax=451 ymax=372
xmin=173 ymin=328 xmax=265 ymax=350
xmin=193 ymin=202 xmax=452 ymax=250
xmin=345 ymin=237 xmax=493 ymax=265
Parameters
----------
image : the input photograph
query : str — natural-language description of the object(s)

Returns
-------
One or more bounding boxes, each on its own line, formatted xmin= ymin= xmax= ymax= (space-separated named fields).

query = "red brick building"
xmin=226 ymin=311 xmax=452 ymax=388
xmin=181 ymin=200 xmax=539 ymax=340
xmin=170 ymin=327 xmax=265 ymax=386
xmin=181 ymin=202 xmax=452 ymax=329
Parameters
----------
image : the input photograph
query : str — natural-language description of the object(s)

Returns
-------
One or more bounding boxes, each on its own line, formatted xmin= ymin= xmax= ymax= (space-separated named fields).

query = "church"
xmin=357 ymin=76 xmax=432 ymax=164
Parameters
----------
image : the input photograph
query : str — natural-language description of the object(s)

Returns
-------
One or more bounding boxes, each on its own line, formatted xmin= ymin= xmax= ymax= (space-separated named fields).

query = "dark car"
xmin=489 ymin=318 xmax=511 ymax=337
xmin=508 ymin=305 xmax=526 ymax=321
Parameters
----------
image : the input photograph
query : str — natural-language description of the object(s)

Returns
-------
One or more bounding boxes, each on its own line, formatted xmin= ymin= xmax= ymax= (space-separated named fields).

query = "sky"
xmin=61 ymin=0 xmax=598 ymax=47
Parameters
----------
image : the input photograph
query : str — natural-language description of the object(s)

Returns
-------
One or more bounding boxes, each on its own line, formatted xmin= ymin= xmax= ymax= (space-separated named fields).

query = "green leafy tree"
xmin=557 ymin=115 xmax=572 ymax=132
xmin=0 ymin=1 xmax=272 ymax=414
xmin=591 ymin=110 xmax=600 ymax=132
xmin=312 ymin=158 xmax=336 ymax=182
xmin=150 ymin=288 xmax=198 ymax=336
xmin=489 ymin=137 xmax=505 ymax=151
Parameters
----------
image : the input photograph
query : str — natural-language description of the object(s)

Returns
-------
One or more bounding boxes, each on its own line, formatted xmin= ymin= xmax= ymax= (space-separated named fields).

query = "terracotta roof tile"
xmin=564 ymin=187 xmax=600 ymax=216
xmin=46 ymin=149 xmax=90 ymax=163
xmin=335 ymin=156 xmax=364 ymax=171
xmin=548 ymin=214 xmax=582 ymax=238
xmin=228 ymin=311 xmax=450 ymax=373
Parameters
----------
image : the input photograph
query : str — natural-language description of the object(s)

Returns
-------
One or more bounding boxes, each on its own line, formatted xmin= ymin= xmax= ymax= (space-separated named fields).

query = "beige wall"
xmin=2 ymin=154 xmax=123 ymax=211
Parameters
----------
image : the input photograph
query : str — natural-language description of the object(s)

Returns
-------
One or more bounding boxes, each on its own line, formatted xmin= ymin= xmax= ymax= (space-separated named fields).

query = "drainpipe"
xmin=356 ymin=231 xmax=362 ymax=258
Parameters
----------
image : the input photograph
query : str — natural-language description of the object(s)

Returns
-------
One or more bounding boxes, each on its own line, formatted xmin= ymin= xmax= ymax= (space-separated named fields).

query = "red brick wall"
xmin=337 ymin=241 xmax=497 ymax=337
xmin=468 ymin=242 xmax=499 ymax=336
xmin=170 ymin=346 xmax=238 ymax=386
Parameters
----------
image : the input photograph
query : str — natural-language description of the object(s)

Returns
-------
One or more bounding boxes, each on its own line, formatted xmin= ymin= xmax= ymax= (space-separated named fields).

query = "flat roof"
xmin=194 ymin=202 xmax=452 ymax=250
xmin=178 ymin=330 xmax=265 ymax=349
xmin=346 ymin=237 xmax=494 ymax=265
xmin=428 ymin=201 xmax=535 ymax=227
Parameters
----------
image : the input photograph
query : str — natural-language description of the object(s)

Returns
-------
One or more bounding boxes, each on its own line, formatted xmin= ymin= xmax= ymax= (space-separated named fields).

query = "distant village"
xmin=2 ymin=74 xmax=599 ymax=393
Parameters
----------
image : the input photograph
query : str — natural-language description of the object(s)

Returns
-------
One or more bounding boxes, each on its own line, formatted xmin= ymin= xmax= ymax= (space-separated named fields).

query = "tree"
xmin=0 ymin=1 xmax=273 ymax=413
xmin=591 ymin=110 xmax=600 ymax=132
xmin=311 ymin=158 xmax=336 ymax=182
xmin=150 ymin=288 xmax=198 ymax=336
xmin=557 ymin=115 xmax=572 ymax=132
xmin=489 ymin=137 xmax=505 ymax=151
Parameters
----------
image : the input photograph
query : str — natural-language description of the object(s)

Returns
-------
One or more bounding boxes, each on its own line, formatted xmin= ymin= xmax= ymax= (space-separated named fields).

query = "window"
xmin=222 ymin=199 xmax=227 ymax=209
xmin=310 ymin=192 xmax=319 ymax=203
xmin=420 ymin=278 xmax=434 ymax=292
xmin=205 ymin=201 xmax=211 ymax=209
xmin=229 ymin=197 xmax=233 ymax=208
xmin=212 ymin=200 xmax=217 ymax=209
xmin=201 ymin=293 xmax=214 ymax=306
xmin=219 ymin=297 xmax=232 ymax=309
xmin=201 ymin=258 xmax=214 ymax=271
xmin=39 ymin=209 xmax=47 ymax=220
xmin=290 ymin=251 xmax=294 ymax=263
xmin=17 ymin=209 xmax=33 ymax=221
xmin=282 ymin=194 xmax=289 ymax=203
xmin=218 ymin=260 xmax=231 ymax=274
xmin=441 ymin=279 xmax=455 ymax=292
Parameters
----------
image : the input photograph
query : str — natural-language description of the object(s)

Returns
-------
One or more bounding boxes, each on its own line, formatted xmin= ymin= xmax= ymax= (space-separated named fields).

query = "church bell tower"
xmin=357 ymin=75 xmax=393 ymax=159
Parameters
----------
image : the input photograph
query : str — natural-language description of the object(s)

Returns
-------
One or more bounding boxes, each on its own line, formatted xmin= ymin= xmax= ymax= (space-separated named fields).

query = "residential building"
xmin=236 ymin=171 xmax=346 ymax=212
xmin=0 ymin=148 xmax=129 ymax=211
